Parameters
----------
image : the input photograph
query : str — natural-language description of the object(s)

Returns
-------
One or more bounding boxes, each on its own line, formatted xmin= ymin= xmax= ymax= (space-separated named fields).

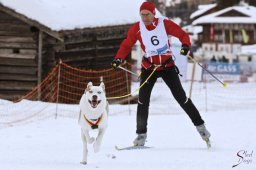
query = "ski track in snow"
xmin=0 ymin=82 xmax=256 ymax=170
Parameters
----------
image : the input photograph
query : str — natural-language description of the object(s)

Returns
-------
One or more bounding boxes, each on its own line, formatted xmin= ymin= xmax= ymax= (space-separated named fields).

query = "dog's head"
xmin=84 ymin=82 xmax=106 ymax=109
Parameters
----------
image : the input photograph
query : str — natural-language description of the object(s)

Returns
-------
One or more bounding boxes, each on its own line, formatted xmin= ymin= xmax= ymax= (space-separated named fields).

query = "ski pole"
xmin=118 ymin=65 xmax=140 ymax=77
xmin=188 ymin=55 xmax=228 ymax=87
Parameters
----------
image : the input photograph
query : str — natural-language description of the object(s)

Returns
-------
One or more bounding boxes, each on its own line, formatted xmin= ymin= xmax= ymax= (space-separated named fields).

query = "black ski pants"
xmin=136 ymin=66 xmax=205 ymax=134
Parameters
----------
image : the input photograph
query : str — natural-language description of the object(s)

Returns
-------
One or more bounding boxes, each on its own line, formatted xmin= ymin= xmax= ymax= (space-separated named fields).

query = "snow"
xmin=0 ymin=0 xmax=161 ymax=31
xmin=183 ymin=25 xmax=203 ymax=34
xmin=182 ymin=25 xmax=202 ymax=43
xmin=190 ymin=3 xmax=217 ymax=19
xmin=1 ymin=82 xmax=256 ymax=170
xmin=192 ymin=5 xmax=256 ymax=25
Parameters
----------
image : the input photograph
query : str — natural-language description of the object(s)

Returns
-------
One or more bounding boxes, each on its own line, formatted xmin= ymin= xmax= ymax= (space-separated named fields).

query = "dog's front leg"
xmin=82 ymin=129 xmax=95 ymax=144
xmin=93 ymin=128 xmax=106 ymax=153
xmin=80 ymin=130 xmax=88 ymax=165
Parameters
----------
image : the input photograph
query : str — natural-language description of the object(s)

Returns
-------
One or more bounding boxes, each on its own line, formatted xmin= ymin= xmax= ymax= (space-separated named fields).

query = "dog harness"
xmin=83 ymin=114 xmax=103 ymax=129
xmin=142 ymin=56 xmax=174 ymax=69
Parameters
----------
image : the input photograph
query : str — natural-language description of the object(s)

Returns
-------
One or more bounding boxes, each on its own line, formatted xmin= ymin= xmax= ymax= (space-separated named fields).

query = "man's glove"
xmin=111 ymin=58 xmax=122 ymax=69
xmin=180 ymin=44 xmax=189 ymax=56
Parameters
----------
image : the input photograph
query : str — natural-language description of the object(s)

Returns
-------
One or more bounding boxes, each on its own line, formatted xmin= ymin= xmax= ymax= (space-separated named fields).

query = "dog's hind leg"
xmin=93 ymin=128 xmax=106 ymax=153
xmin=80 ymin=130 xmax=88 ymax=165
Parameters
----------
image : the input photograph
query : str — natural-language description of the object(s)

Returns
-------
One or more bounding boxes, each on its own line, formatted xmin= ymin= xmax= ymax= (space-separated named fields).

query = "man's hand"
xmin=111 ymin=58 xmax=122 ymax=69
xmin=180 ymin=44 xmax=189 ymax=56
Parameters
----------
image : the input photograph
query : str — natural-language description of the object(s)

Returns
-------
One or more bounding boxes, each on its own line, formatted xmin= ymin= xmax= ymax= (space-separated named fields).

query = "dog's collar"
xmin=83 ymin=114 xmax=103 ymax=129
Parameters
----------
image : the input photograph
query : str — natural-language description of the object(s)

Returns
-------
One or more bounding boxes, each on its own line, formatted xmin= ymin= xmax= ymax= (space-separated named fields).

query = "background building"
xmin=192 ymin=2 xmax=256 ymax=63
xmin=0 ymin=0 xmax=145 ymax=100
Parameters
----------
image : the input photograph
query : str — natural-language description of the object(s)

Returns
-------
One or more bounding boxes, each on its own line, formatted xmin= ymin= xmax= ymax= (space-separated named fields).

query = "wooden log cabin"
xmin=190 ymin=3 xmax=256 ymax=61
xmin=0 ymin=0 xmax=144 ymax=101
xmin=192 ymin=3 xmax=256 ymax=47
xmin=0 ymin=5 xmax=62 ymax=100
xmin=57 ymin=25 xmax=129 ymax=69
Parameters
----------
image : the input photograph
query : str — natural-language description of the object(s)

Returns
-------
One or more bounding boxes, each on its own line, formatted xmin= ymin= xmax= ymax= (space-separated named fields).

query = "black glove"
xmin=180 ymin=44 xmax=189 ymax=56
xmin=111 ymin=58 xmax=122 ymax=69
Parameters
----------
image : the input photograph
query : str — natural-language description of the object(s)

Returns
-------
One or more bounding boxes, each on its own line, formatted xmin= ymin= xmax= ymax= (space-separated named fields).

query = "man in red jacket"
xmin=111 ymin=2 xmax=211 ymax=147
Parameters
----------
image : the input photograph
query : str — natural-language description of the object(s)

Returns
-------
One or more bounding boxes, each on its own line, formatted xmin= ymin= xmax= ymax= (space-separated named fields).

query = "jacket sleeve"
xmin=115 ymin=23 xmax=139 ymax=60
xmin=164 ymin=19 xmax=191 ymax=47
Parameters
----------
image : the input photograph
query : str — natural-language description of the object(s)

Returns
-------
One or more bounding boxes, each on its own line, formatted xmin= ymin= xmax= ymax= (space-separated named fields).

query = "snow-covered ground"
xmin=0 ymin=82 xmax=256 ymax=170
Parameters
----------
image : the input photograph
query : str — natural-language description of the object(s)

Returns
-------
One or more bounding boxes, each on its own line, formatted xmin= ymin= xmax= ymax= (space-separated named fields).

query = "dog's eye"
xmin=89 ymin=90 xmax=93 ymax=93
xmin=97 ymin=91 xmax=101 ymax=94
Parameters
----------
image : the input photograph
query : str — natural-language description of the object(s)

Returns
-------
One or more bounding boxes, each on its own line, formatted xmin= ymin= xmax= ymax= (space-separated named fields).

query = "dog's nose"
xmin=92 ymin=95 xmax=97 ymax=100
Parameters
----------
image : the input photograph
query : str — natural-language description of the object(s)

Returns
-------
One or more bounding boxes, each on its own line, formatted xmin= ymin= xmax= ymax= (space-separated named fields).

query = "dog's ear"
xmin=100 ymin=82 xmax=105 ymax=91
xmin=85 ymin=82 xmax=93 ymax=93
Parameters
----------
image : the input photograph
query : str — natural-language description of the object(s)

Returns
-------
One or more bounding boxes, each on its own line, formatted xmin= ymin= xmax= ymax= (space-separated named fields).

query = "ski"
xmin=204 ymin=138 xmax=211 ymax=148
xmin=115 ymin=145 xmax=152 ymax=151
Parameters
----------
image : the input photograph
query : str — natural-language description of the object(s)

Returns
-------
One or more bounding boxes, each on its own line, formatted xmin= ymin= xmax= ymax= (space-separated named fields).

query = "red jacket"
xmin=115 ymin=18 xmax=191 ymax=70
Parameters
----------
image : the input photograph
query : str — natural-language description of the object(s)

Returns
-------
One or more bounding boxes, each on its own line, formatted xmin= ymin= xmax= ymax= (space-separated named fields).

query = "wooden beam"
xmin=0 ymin=36 xmax=35 ymax=43
xmin=0 ymin=90 xmax=29 ymax=101
xmin=0 ymin=42 xmax=37 ymax=49
xmin=0 ymin=81 xmax=37 ymax=90
xmin=0 ymin=30 xmax=33 ymax=36
xmin=0 ymin=53 xmax=36 ymax=59
xmin=0 ymin=73 xmax=37 ymax=81
xmin=0 ymin=58 xmax=36 ymax=66
xmin=37 ymin=31 xmax=43 ymax=100
xmin=38 ymin=31 xmax=43 ymax=84
xmin=0 ymin=23 xmax=31 ymax=31
xmin=0 ymin=65 xmax=37 ymax=75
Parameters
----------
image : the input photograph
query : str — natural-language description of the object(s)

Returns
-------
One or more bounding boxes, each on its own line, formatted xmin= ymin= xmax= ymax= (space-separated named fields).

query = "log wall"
xmin=57 ymin=25 xmax=131 ymax=69
xmin=0 ymin=11 xmax=38 ymax=100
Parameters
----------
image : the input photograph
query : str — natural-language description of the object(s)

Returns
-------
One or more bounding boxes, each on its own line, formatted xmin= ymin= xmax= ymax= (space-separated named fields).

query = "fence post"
xmin=37 ymin=30 xmax=43 ymax=100
xmin=125 ymin=64 xmax=131 ymax=115
xmin=189 ymin=61 xmax=196 ymax=98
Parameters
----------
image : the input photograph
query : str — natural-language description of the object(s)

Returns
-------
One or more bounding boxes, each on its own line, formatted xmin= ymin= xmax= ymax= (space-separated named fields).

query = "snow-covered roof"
xmin=190 ymin=3 xmax=217 ymax=19
xmin=172 ymin=17 xmax=182 ymax=25
xmin=182 ymin=25 xmax=202 ymax=34
xmin=192 ymin=5 xmax=256 ymax=25
xmin=0 ymin=0 xmax=161 ymax=31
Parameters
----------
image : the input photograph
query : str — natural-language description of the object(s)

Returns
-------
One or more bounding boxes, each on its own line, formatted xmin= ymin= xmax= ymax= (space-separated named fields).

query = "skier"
xmin=111 ymin=2 xmax=211 ymax=147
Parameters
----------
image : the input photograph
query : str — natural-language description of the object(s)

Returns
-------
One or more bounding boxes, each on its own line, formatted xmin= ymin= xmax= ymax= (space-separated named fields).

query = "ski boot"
xmin=133 ymin=133 xmax=147 ymax=146
xmin=196 ymin=124 xmax=211 ymax=148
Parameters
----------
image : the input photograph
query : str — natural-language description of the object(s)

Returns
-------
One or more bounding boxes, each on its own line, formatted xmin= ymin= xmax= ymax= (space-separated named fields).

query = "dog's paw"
xmin=93 ymin=142 xmax=100 ymax=153
xmin=80 ymin=161 xmax=87 ymax=165
xmin=88 ymin=137 xmax=95 ymax=144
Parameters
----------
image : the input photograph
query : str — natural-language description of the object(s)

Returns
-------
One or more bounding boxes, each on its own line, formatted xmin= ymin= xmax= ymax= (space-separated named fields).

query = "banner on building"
xmin=210 ymin=24 xmax=214 ymax=41
xmin=202 ymin=62 xmax=240 ymax=82
xmin=241 ymin=29 xmax=249 ymax=44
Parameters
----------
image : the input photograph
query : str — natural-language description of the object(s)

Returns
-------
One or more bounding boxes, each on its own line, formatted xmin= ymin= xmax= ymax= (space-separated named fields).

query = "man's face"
xmin=140 ymin=9 xmax=154 ymax=26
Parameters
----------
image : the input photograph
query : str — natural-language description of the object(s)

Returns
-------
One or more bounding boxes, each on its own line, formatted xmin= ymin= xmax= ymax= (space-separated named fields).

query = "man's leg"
xmin=136 ymin=69 xmax=157 ymax=134
xmin=161 ymin=67 xmax=211 ymax=143
xmin=134 ymin=69 xmax=157 ymax=146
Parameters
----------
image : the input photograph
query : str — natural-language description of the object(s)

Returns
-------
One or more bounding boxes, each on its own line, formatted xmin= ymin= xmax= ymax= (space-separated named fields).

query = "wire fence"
xmin=0 ymin=61 xmax=256 ymax=128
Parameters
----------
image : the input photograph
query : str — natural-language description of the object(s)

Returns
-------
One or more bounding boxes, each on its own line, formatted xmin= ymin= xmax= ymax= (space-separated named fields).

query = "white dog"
xmin=78 ymin=82 xmax=108 ymax=165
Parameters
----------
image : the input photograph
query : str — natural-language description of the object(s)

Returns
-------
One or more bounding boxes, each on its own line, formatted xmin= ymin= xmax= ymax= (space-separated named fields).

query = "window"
xmin=13 ymin=49 xmax=20 ymax=54
xmin=248 ymin=56 xmax=252 ymax=62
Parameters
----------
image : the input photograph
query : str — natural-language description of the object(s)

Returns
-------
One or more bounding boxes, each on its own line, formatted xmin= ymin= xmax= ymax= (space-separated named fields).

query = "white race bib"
xmin=140 ymin=18 xmax=171 ymax=58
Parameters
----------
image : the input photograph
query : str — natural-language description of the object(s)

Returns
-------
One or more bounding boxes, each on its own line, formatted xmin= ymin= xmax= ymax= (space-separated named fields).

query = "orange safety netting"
xmin=17 ymin=62 xmax=132 ymax=104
